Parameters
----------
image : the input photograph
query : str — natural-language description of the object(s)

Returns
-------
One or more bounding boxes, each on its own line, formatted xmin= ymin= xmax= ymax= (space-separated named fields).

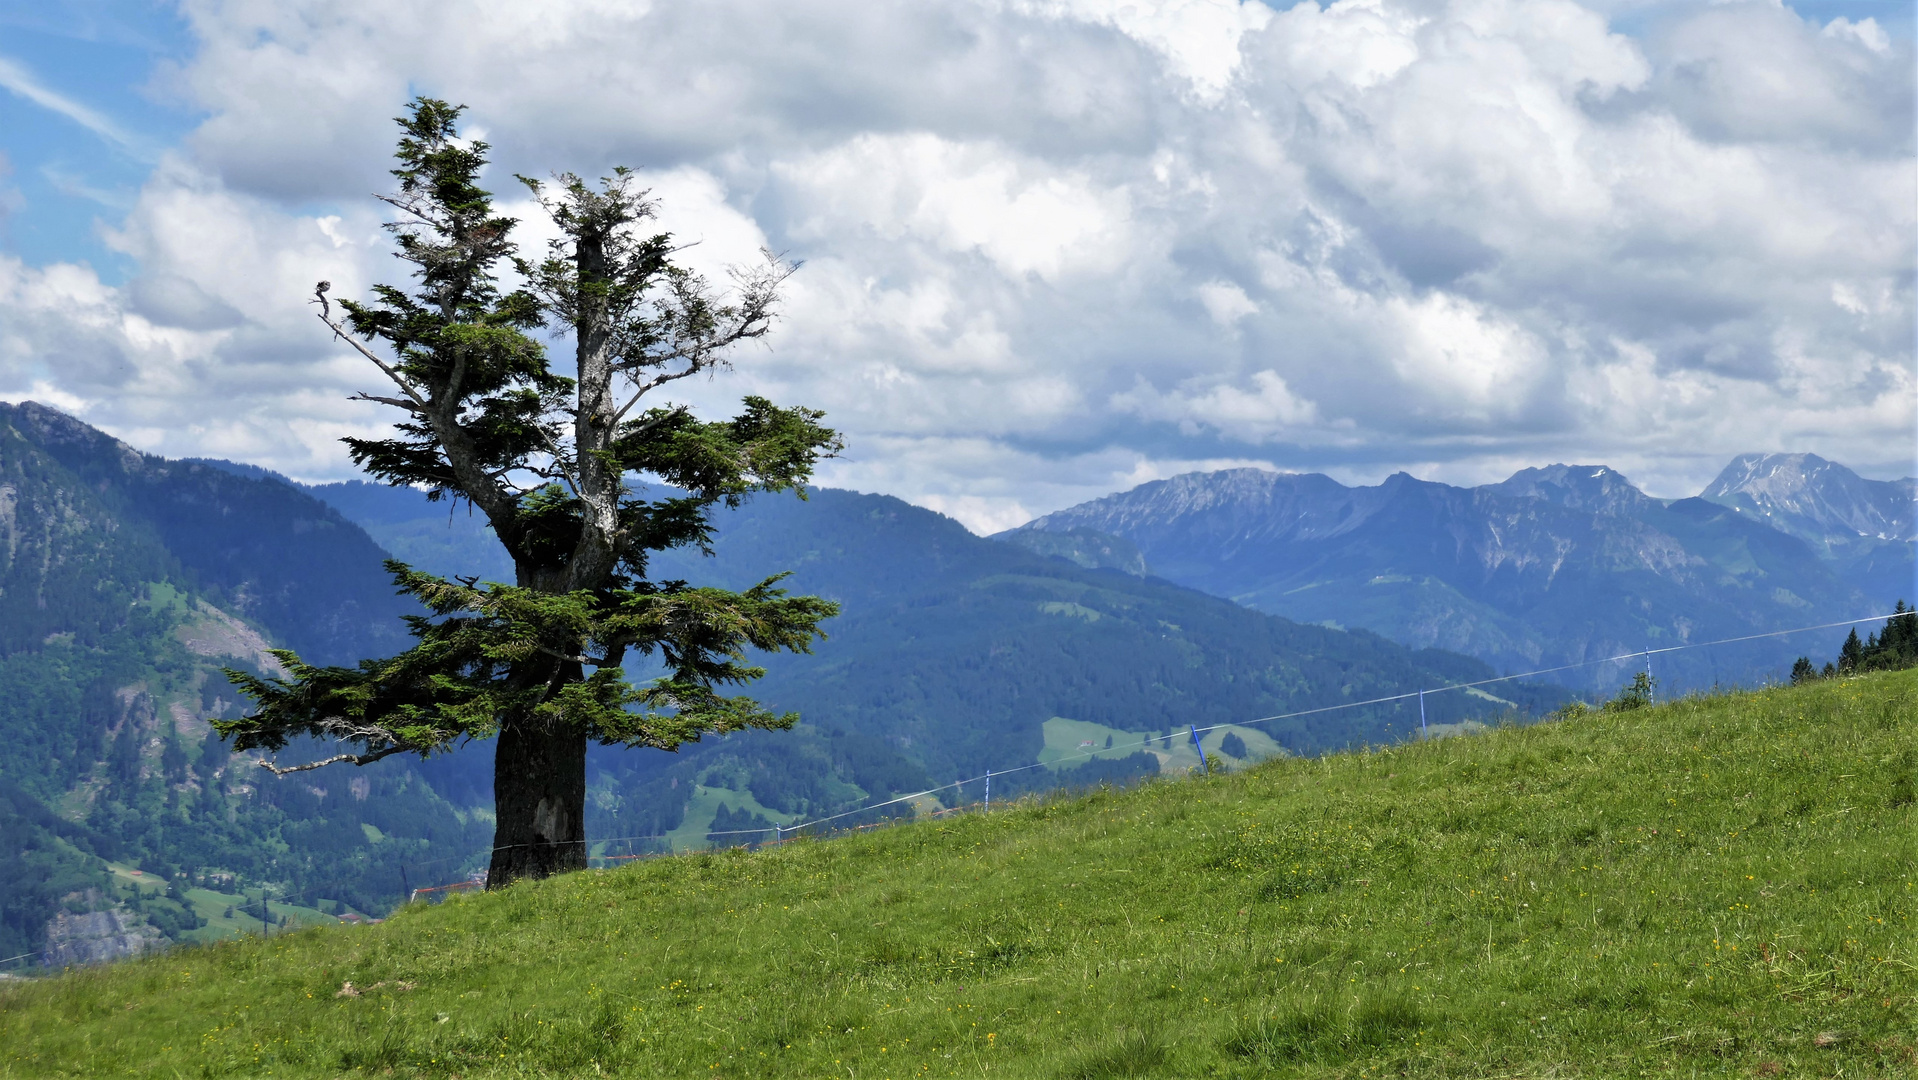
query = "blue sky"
xmin=0 ymin=0 xmax=1912 ymax=530
xmin=0 ymin=2 xmax=199 ymax=274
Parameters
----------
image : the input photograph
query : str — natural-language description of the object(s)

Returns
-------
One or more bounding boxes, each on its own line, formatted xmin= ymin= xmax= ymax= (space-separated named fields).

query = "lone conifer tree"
xmin=1838 ymin=628 xmax=1865 ymax=675
xmin=219 ymin=99 xmax=840 ymax=887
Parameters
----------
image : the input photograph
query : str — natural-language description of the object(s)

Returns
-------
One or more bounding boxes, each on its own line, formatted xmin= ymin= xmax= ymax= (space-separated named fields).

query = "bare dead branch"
xmin=533 ymin=644 xmax=608 ymax=666
xmin=535 ymin=427 xmax=583 ymax=496
xmin=374 ymin=191 xmax=446 ymax=229
xmin=316 ymin=308 xmax=432 ymax=411
xmin=254 ymin=745 xmax=411 ymax=775
xmin=611 ymin=365 xmax=703 ymax=424
xmin=350 ymin=392 xmax=425 ymax=411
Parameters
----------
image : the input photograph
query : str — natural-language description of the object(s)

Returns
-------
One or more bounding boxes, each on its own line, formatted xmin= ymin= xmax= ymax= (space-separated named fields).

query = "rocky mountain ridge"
xmin=1701 ymin=453 xmax=1915 ymax=547
xmin=1003 ymin=455 xmax=1912 ymax=691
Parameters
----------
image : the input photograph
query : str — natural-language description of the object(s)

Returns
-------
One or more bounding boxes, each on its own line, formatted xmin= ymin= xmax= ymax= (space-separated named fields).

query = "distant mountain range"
xmin=1 ymin=403 xmax=1552 ymax=965
xmin=1002 ymin=455 xmax=1914 ymax=692
xmin=11 ymin=394 xmax=1900 ymax=969
xmin=1700 ymin=454 xmax=1914 ymax=603
xmin=1703 ymin=453 xmax=1914 ymax=545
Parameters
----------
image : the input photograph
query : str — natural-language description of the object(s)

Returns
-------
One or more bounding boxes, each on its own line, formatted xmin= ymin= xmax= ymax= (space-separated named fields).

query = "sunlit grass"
xmin=2 ymin=670 xmax=1914 ymax=1077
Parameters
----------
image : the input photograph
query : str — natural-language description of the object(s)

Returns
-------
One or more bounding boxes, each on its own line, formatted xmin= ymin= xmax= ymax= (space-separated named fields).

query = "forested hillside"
xmin=0 ymin=405 xmax=486 ymax=965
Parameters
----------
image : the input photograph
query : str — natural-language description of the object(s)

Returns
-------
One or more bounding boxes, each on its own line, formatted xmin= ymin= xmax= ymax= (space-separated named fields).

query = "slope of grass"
xmin=3 ymin=671 xmax=1914 ymax=1078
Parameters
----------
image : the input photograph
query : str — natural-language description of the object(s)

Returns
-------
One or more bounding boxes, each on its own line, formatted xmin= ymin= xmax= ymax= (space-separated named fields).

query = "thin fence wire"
xmin=395 ymin=607 xmax=1906 ymax=895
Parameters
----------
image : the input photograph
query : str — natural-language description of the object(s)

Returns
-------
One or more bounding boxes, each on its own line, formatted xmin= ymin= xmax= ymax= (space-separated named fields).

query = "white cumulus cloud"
xmin=0 ymin=0 xmax=1908 ymax=534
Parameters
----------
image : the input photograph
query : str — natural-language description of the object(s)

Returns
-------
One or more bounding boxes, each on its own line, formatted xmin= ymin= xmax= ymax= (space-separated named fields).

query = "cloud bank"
xmin=1 ymin=0 xmax=1910 ymax=530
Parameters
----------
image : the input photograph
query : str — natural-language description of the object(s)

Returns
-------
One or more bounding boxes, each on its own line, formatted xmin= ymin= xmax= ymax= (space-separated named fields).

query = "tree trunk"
xmin=487 ymin=713 xmax=588 ymax=888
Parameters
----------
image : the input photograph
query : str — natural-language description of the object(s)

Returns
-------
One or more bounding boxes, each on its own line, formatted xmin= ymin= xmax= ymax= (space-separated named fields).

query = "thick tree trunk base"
xmin=488 ymin=719 xmax=588 ymax=888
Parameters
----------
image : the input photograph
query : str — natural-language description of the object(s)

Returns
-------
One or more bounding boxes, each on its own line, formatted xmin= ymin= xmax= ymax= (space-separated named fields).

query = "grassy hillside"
xmin=3 ymin=671 xmax=1913 ymax=1078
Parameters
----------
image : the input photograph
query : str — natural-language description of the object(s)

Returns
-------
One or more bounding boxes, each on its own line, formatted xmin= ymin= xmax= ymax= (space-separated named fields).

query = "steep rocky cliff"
xmin=39 ymin=893 xmax=165 ymax=967
xmin=1701 ymin=453 xmax=1915 ymax=603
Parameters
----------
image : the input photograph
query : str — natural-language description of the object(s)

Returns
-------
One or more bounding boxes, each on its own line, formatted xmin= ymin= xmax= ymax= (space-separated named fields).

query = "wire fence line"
xmin=391 ymin=608 xmax=1903 ymax=897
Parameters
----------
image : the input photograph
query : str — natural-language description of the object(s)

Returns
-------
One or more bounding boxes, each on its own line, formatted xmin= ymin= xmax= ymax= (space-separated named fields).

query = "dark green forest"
xmin=1792 ymin=602 xmax=1918 ymax=682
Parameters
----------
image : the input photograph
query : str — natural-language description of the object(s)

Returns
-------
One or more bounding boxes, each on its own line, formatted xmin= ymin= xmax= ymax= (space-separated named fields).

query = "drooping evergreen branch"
xmin=222 ymin=561 xmax=836 ymax=760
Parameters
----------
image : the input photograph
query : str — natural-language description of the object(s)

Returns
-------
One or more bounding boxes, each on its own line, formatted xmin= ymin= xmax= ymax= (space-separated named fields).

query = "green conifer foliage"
xmin=1861 ymin=601 xmax=1918 ymax=671
xmin=218 ymin=100 xmax=840 ymax=887
xmin=1838 ymin=628 xmax=1865 ymax=674
xmin=1796 ymin=602 xmax=1918 ymax=683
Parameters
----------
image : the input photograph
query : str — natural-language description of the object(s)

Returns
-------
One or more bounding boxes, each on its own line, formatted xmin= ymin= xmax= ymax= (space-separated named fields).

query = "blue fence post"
xmin=984 ymin=768 xmax=991 ymax=813
xmin=1419 ymin=689 xmax=1427 ymax=737
xmin=1645 ymin=648 xmax=1654 ymax=704
xmin=1189 ymin=724 xmax=1207 ymax=772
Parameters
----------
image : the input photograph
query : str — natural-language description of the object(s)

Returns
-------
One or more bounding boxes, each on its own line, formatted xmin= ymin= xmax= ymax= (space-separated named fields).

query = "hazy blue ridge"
xmin=303 ymin=480 xmax=517 ymax=586
xmin=1004 ymin=457 xmax=1915 ymax=693
xmin=636 ymin=488 xmax=1566 ymax=781
xmin=992 ymin=526 xmax=1149 ymax=576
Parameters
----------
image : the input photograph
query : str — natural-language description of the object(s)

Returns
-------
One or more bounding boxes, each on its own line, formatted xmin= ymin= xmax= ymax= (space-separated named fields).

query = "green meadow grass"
xmin=3 ymin=670 xmax=1914 ymax=1078
xmin=103 ymin=864 xmax=347 ymax=945
xmin=1038 ymin=717 xmax=1288 ymax=774
xmin=662 ymin=785 xmax=799 ymax=854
